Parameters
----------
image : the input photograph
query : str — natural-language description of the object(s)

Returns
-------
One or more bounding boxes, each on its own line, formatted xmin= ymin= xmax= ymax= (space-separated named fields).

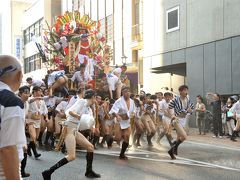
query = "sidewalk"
xmin=186 ymin=128 xmax=240 ymax=148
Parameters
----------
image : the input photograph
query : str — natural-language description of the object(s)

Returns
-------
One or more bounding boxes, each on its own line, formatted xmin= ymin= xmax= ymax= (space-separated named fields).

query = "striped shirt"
xmin=169 ymin=96 xmax=194 ymax=116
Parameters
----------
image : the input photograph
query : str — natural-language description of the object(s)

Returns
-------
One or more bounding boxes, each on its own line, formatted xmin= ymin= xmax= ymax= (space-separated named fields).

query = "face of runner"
xmin=20 ymin=90 xmax=30 ymax=102
xmin=123 ymin=89 xmax=130 ymax=99
xmin=146 ymin=107 xmax=152 ymax=114
xmin=27 ymin=79 xmax=32 ymax=84
xmin=180 ymin=88 xmax=188 ymax=98
xmin=165 ymin=95 xmax=171 ymax=103
xmin=80 ymin=67 xmax=85 ymax=74
xmin=227 ymin=98 xmax=232 ymax=105
xmin=157 ymin=93 xmax=163 ymax=100
xmin=44 ymin=89 xmax=49 ymax=96
xmin=196 ymin=97 xmax=202 ymax=103
xmin=89 ymin=95 xmax=96 ymax=105
xmin=34 ymin=89 xmax=42 ymax=97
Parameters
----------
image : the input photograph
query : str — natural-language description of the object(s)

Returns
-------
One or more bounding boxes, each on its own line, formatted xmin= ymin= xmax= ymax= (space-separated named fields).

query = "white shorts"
xmin=119 ymin=119 xmax=131 ymax=130
xmin=26 ymin=119 xmax=41 ymax=129
xmin=162 ymin=115 xmax=171 ymax=124
xmin=178 ymin=118 xmax=186 ymax=127
xmin=105 ymin=119 xmax=115 ymax=126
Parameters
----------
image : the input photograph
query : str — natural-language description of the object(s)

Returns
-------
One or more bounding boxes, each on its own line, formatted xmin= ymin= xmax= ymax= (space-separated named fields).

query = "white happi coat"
xmin=109 ymin=96 xmax=135 ymax=129
xmin=28 ymin=98 xmax=48 ymax=116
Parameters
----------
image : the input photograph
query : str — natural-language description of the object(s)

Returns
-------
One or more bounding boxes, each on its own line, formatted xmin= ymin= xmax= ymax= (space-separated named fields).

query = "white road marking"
xmin=77 ymin=149 xmax=213 ymax=167
xmin=77 ymin=149 xmax=240 ymax=172
xmin=185 ymin=140 xmax=240 ymax=152
xmin=137 ymin=149 xmax=240 ymax=172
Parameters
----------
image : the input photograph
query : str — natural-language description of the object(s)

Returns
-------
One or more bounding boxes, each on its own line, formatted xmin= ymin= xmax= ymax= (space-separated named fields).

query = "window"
xmin=99 ymin=18 xmax=105 ymax=36
xmin=106 ymin=14 xmax=113 ymax=45
xmin=24 ymin=54 xmax=41 ymax=73
xmin=23 ymin=18 xmax=43 ymax=44
xmin=134 ymin=0 xmax=140 ymax=25
xmin=166 ymin=6 xmax=179 ymax=33
xmin=24 ymin=28 xmax=30 ymax=44
xmin=132 ymin=0 xmax=143 ymax=41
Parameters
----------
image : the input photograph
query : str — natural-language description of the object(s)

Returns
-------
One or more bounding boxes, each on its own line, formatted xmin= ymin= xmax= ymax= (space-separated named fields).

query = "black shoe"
xmin=85 ymin=170 xmax=101 ymax=178
xmin=231 ymin=136 xmax=237 ymax=142
xmin=119 ymin=155 xmax=128 ymax=160
xmin=148 ymin=142 xmax=153 ymax=147
xmin=21 ymin=172 xmax=30 ymax=178
xmin=42 ymin=170 xmax=51 ymax=180
xmin=173 ymin=146 xmax=178 ymax=155
xmin=168 ymin=148 xmax=176 ymax=160
xmin=34 ymin=153 xmax=41 ymax=159
xmin=172 ymin=141 xmax=178 ymax=155
xmin=27 ymin=148 xmax=32 ymax=157
xmin=99 ymin=143 xmax=104 ymax=148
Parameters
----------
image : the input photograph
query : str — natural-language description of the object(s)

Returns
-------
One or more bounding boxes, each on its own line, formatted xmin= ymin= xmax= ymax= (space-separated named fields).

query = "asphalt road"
xmin=24 ymin=137 xmax=240 ymax=180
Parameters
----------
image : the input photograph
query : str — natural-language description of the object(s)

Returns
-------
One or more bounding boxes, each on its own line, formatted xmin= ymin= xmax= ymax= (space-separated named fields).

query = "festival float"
xmin=42 ymin=11 xmax=113 ymax=92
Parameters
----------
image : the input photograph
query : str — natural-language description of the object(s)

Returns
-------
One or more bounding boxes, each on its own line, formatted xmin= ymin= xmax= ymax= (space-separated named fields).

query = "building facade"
xmin=0 ymin=0 xmax=11 ymax=54
xmin=22 ymin=0 xmax=61 ymax=82
xmin=143 ymin=0 xmax=240 ymax=98
xmin=11 ymin=0 xmax=32 ymax=64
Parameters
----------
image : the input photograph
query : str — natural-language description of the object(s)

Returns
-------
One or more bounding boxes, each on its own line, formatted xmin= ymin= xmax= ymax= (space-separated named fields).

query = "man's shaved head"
xmin=0 ymin=55 xmax=23 ymax=91
xmin=0 ymin=55 xmax=21 ymax=70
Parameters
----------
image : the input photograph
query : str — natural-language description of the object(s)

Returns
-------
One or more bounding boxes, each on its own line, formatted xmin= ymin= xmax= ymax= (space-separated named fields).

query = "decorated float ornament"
xmin=54 ymin=42 xmax=61 ymax=50
xmin=77 ymin=54 xmax=89 ymax=65
xmin=43 ymin=10 xmax=112 ymax=70
xmin=59 ymin=36 xmax=68 ymax=48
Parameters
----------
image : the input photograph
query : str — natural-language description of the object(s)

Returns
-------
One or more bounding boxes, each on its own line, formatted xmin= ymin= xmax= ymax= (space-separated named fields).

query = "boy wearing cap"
xmin=109 ymin=86 xmax=136 ymax=160
xmin=42 ymin=89 xmax=101 ymax=179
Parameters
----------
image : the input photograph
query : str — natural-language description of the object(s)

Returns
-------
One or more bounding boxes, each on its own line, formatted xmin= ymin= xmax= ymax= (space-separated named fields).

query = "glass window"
xmin=99 ymin=18 xmax=105 ymax=36
xmin=24 ymin=58 xmax=29 ymax=73
xmin=24 ymin=53 xmax=41 ymax=73
xmin=134 ymin=1 xmax=139 ymax=25
xmin=166 ymin=6 xmax=179 ymax=33
xmin=34 ymin=22 xmax=39 ymax=37
xmin=106 ymin=14 xmax=113 ymax=44
xmin=24 ymin=28 xmax=30 ymax=44
xmin=23 ymin=18 xmax=43 ymax=44
xmin=35 ymin=54 xmax=41 ymax=70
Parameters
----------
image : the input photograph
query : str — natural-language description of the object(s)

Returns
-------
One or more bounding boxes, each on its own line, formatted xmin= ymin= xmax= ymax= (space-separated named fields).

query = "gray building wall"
xmin=160 ymin=0 xmax=240 ymax=53
xmin=154 ymin=36 xmax=240 ymax=96
xmin=156 ymin=0 xmax=240 ymax=98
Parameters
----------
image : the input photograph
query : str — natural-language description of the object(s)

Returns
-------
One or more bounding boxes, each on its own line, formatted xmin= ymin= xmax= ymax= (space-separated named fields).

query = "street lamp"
xmin=121 ymin=55 xmax=127 ymax=64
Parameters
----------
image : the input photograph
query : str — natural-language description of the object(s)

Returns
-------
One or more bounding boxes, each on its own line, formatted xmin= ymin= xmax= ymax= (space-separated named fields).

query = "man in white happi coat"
xmin=109 ymin=86 xmax=135 ymax=160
